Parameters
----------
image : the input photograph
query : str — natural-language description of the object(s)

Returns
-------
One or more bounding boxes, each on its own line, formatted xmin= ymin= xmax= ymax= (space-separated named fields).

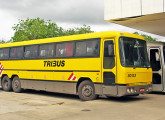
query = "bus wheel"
xmin=2 ymin=76 xmax=12 ymax=92
xmin=12 ymin=76 xmax=22 ymax=93
xmin=78 ymin=80 xmax=97 ymax=101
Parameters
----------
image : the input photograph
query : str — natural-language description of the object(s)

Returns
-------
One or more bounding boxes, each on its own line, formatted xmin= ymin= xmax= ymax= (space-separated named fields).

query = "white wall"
xmin=104 ymin=0 xmax=165 ymax=20
xmin=104 ymin=0 xmax=122 ymax=20
xmin=142 ymin=0 xmax=164 ymax=15
xmin=164 ymin=0 xmax=165 ymax=12
xmin=122 ymin=0 xmax=141 ymax=18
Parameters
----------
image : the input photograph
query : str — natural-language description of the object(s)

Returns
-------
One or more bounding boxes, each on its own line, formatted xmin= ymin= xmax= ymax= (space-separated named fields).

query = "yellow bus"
xmin=0 ymin=31 xmax=152 ymax=100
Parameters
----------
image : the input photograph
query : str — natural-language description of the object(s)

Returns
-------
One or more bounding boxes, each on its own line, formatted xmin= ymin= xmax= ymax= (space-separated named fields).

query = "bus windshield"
xmin=119 ymin=37 xmax=150 ymax=68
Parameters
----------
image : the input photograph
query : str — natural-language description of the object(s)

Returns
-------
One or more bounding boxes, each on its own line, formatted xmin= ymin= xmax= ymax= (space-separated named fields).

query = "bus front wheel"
xmin=2 ymin=76 xmax=12 ymax=92
xmin=78 ymin=80 xmax=97 ymax=101
xmin=12 ymin=76 xmax=22 ymax=93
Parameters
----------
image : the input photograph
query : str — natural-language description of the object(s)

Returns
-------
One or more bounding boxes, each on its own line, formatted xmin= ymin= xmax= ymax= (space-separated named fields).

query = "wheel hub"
xmin=14 ymin=80 xmax=19 ymax=89
xmin=82 ymin=85 xmax=93 ymax=97
xmin=4 ymin=80 xmax=8 ymax=88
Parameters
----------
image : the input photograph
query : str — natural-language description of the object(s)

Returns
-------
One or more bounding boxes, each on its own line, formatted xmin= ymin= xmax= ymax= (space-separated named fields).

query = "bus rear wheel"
xmin=12 ymin=76 xmax=22 ymax=93
xmin=78 ymin=80 xmax=97 ymax=101
xmin=2 ymin=76 xmax=12 ymax=92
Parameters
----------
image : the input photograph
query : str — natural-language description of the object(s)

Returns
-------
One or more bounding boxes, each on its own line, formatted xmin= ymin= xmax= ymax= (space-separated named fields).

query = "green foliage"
xmin=62 ymin=25 xmax=93 ymax=36
xmin=134 ymin=32 xmax=157 ymax=42
xmin=0 ymin=40 xmax=6 ymax=44
xmin=11 ymin=18 xmax=94 ymax=42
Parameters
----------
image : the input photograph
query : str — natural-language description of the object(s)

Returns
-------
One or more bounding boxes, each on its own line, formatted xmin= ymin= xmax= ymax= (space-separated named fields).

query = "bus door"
xmin=149 ymin=47 xmax=163 ymax=91
xmin=102 ymin=39 xmax=117 ymax=95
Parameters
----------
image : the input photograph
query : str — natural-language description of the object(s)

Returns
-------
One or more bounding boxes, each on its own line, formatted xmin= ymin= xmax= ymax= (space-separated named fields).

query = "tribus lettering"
xmin=44 ymin=60 xmax=65 ymax=67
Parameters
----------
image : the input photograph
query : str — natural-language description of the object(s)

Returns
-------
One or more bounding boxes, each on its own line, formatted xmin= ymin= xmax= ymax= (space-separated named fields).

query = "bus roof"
xmin=0 ymin=31 xmax=145 ymax=48
xmin=147 ymin=41 xmax=165 ymax=47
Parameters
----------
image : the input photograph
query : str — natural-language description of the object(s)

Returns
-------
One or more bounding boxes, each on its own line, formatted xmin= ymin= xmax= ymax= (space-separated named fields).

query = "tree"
xmin=62 ymin=25 xmax=93 ymax=36
xmin=0 ymin=38 xmax=6 ymax=44
xmin=11 ymin=18 xmax=94 ymax=42
xmin=134 ymin=32 xmax=157 ymax=42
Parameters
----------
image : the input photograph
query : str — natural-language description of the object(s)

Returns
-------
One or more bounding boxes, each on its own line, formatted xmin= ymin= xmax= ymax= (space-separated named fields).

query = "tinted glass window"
xmin=0 ymin=49 xmax=3 ymax=59
xmin=24 ymin=45 xmax=38 ymax=58
xmin=66 ymin=43 xmax=74 ymax=57
xmin=39 ymin=44 xmax=54 ymax=57
xmin=119 ymin=37 xmax=150 ymax=67
xmin=76 ymin=41 xmax=86 ymax=56
xmin=0 ymin=48 xmax=9 ymax=59
xmin=104 ymin=41 xmax=114 ymax=57
xmin=76 ymin=39 xmax=100 ymax=57
xmin=10 ymin=47 xmax=23 ymax=59
xmin=87 ymin=40 xmax=99 ymax=56
xmin=150 ymin=49 xmax=161 ymax=71
xmin=56 ymin=42 xmax=73 ymax=57
xmin=104 ymin=40 xmax=115 ymax=69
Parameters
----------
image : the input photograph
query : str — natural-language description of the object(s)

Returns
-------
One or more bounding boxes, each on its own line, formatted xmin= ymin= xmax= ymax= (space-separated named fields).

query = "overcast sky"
xmin=0 ymin=0 xmax=164 ymax=41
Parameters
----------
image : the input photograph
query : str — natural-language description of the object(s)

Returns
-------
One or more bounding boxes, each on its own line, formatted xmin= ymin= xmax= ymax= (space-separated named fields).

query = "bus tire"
xmin=78 ymin=80 xmax=97 ymax=101
xmin=12 ymin=76 xmax=22 ymax=93
xmin=2 ymin=76 xmax=12 ymax=92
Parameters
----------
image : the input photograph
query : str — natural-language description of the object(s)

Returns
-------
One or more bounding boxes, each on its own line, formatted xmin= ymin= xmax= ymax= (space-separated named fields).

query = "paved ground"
xmin=0 ymin=88 xmax=165 ymax=120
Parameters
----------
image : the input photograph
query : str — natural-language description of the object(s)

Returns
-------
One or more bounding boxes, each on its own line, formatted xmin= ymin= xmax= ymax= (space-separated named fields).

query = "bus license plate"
xmin=140 ymin=88 xmax=145 ymax=92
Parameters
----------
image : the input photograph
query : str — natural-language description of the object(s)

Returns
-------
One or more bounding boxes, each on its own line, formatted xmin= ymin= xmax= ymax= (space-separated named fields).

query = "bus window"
xmin=150 ymin=49 xmax=161 ymax=71
xmin=10 ymin=47 xmax=23 ymax=59
xmin=76 ymin=41 xmax=86 ymax=56
xmin=119 ymin=37 xmax=150 ymax=68
xmin=76 ymin=39 xmax=100 ymax=57
xmin=87 ymin=40 xmax=99 ymax=56
xmin=152 ymin=73 xmax=161 ymax=84
xmin=39 ymin=44 xmax=54 ymax=58
xmin=0 ymin=49 xmax=3 ymax=59
xmin=65 ymin=43 xmax=74 ymax=57
xmin=103 ymin=40 xmax=115 ymax=69
xmin=0 ymin=48 xmax=9 ymax=59
xmin=56 ymin=42 xmax=73 ymax=57
xmin=24 ymin=45 xmax=38 ymax=58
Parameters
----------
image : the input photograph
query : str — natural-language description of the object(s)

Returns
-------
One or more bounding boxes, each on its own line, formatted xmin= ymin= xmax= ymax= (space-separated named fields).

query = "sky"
xmin=0 ymin=0 xmax=165 ymax=41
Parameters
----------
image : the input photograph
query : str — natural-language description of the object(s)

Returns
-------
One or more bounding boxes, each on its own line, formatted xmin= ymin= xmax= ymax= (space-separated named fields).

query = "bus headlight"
xmin=127 ymin=88 xmax=134 ymax=93
xmin=130 ymin=88 xmax=134 ymax=93
xmin=127 ymin=88 xmax=131 ymax=93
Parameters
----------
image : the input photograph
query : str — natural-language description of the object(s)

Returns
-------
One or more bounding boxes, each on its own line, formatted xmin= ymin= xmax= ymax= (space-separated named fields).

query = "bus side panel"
xmin=21 ymin=80 xmax=77 ymax=94
xmin=0 ymin=58 xmax=102 ymax=95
